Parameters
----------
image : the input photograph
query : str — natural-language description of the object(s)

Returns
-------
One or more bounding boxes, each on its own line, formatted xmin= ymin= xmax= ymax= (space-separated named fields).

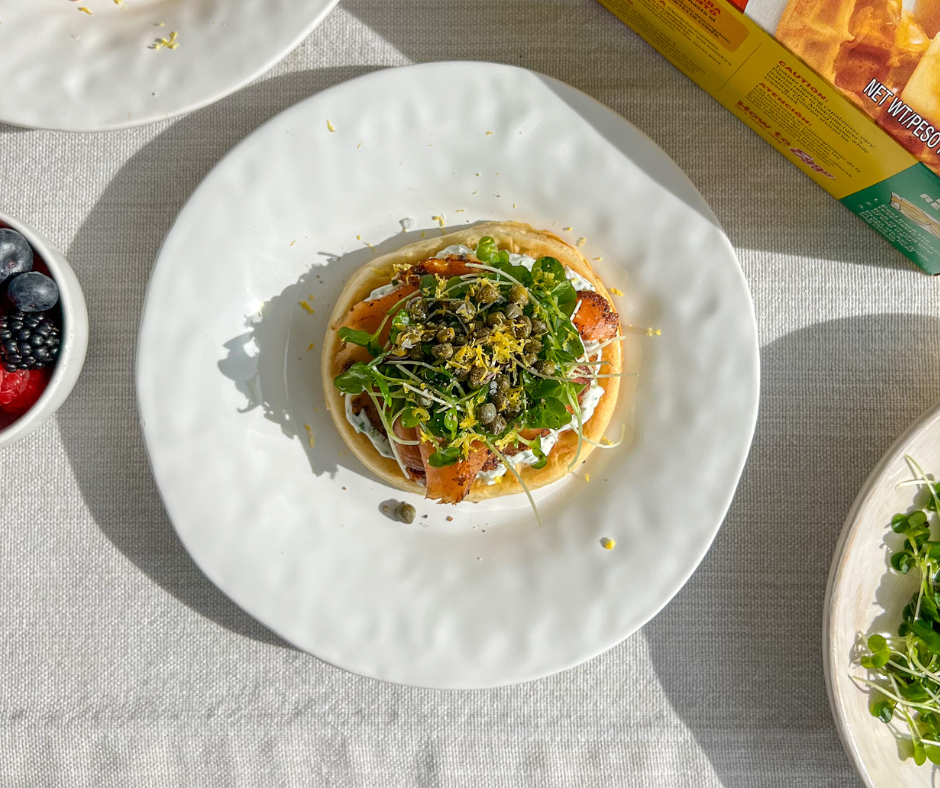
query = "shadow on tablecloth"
xmin=56 ymin=66 xmax=380 ymax=649
xmin=644 ymin=313 xmax=940 ymax=788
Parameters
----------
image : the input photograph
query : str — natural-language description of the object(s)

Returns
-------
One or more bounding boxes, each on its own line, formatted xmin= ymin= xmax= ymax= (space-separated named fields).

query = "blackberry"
xmin=0 ymin=311 xmax=60 ymax=371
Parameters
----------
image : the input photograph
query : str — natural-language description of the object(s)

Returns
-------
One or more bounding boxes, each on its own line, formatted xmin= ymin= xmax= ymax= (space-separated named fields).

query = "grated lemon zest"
xmin=610 ymin=287 xmax=624 ymax=296
xmin=152 ymin=30 xmax=179 ymax=49
xmin=458 ymin=408 xmax=478 ymax=430
xmin=327 ymin=120 xmax=336 ymax=132
xmin=577 ymin=238 xmax=586 ymax=247
xmin=306 ymin=343 xmax=315 ymax=352
xmin=495 ymin=431 xmax=517 ymax=451
xmin=304 ymin=424 xmax=315 ymax=448
xmin=78 ymin=6 xmax=92 ymax=13
xmin=601 ymin=537 xmax=616 ymax=550
xmin=585 ymin=474 xmax=591 ymax=482
xmin=299 ymin=301 xmax=314 ymax=314
xmin=563 ymin=226 xmax=572 ymax=232
xmin=485 ymin=131 xmax=493 ymax=136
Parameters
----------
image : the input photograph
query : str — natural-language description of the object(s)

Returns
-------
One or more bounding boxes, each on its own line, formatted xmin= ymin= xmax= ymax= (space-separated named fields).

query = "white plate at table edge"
xmin=825 ymin=401 xmax=940 ymax=786
xmin=0 ymin=0 xmax=339 ymax=132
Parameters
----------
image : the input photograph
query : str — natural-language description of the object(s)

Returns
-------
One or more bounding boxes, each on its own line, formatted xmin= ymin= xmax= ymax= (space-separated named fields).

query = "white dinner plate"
xmin=0 ymin=0 xmax=338 ymax=131
xmin=136 ymin=62 xmax=760 ymax=689
xmin=826 ymin=402 xmax=940 ymax=786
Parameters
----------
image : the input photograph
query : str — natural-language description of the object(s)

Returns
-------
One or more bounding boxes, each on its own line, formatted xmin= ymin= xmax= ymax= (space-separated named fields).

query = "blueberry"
xmin=6 ymin=271 xmax=59 ymax=312
xmin=0 ymin=228 xmax=33 ymax=286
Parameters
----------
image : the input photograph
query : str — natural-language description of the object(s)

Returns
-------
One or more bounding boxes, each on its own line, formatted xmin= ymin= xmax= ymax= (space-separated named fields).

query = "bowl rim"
xmin=823 ymin=399 xmax=940 ymax=787
xmin=0 ymin=211 xmax=89 ymax=447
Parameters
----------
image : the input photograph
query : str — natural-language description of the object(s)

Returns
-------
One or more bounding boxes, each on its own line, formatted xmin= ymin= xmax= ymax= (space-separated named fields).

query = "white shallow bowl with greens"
xmin=826 ymin=402 xmax=940 ymax=787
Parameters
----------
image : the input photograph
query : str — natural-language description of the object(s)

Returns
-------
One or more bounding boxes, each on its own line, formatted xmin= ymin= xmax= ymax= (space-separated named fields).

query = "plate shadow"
xmin=642 ymin=313 xmax=940 ymax=787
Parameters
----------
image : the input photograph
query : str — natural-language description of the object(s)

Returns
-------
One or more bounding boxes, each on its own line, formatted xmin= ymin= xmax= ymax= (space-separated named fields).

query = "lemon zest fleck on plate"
xmin=327 ymin=120 xmax=336 ymax=132
xmin=610 ymin=287 xmax=624 ymax=296
xmin=576 ymin=237 xmax=586 ymax=248
xmin=152 ymin=31 xmax=179 ymax=50
xmin=304 ymin=424 xmax=315 ymax=448
xmin=601 ymin=537 xmax=616 ymax=550
xmin=299 ymin=301 xmax=314 ymax=314
xmin=78 ymin=6 xmax=92 ymax=14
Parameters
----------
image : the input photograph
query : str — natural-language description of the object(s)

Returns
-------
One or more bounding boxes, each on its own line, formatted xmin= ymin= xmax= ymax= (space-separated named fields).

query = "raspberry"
xmin=0 ymin=368 xmax=49 ymax=414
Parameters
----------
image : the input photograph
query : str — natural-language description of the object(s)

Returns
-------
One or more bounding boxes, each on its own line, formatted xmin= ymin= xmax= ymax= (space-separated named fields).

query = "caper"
xmin=454 ymin=368 xmax=469 ymax=382
xmin=432 ymin=342 xmax=454 ymax=359
xmin=485 ymin=311 xmax=506 ymax=327
xmin=505 ymin=303 xmax=523 ymax=321
xmin=512 ymin=315 xmax=531 ymax=339
xmin=530 ymin=318 xmax=548 ymax=336
xmin=407 ymin=298 xmax=428 ymax=320
xmin=455 ymin=301 xmax=476 ymax=320
xmin=395 ymin=501 xmax=416 ymax=524
xmin=524 ymin=338 xmax=542 ymax=355
xmin=468 ymin=364 xmax=489 ymax=389
xmin=522 ymin=353 xmax=538 ymax=367
xmin=488 ymin=415 xmax=507 ymax=435
xmin=504 ymin=406 xmax=521 ymax=421
xmin=473 ymin=325 xmax=492 ymax=340
xmin=509 ymin=284 xmax=528 ymax=306
xmin=492 ymin=391 xmax=508 ymax=411
xmin=478 ymin=402 xmax=497 ymax=425
xmin=409 ymin=345 xmax=425 ymax=360
xmin=496 ymin=374 xmax=511 ymax=393
xmin=453 ymin=333 xmax=468 ymax=347
xmin=477 ymin=283 xmax=498 ymax=304
xmin=436 ymin=327 xmax=455 ymax=343
xmin=535 ymin=360 xmax=556 ymax=376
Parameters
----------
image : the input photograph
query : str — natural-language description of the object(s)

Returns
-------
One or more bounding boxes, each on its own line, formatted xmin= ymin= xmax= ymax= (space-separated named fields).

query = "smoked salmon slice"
xmin=419 ymin=439 xmax=492 ymax=504
xmin=572 ymin=290 xmax=619 ymax=342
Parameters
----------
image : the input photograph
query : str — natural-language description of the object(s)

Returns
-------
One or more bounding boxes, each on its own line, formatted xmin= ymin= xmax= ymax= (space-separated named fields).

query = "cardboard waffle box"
xmin=598 ymin=0 xmax=940 ymax=273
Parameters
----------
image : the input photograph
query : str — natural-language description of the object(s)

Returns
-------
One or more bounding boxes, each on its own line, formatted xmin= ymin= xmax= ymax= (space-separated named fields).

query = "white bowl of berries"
xmin=0 ymin=212 xmax=88 ymax=448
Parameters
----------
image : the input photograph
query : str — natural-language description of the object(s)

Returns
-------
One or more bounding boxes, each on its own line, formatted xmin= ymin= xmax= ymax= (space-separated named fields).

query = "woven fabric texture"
xmin=1 ymin=1 xmax=938 ymax=785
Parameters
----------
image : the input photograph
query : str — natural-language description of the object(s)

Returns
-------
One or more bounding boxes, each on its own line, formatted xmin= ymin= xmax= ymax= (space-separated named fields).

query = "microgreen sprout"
xmin=855 ymin=456 xmax=940 ymax=766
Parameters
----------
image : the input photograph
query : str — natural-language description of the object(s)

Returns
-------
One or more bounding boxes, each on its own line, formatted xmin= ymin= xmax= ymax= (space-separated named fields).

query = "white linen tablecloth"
xmin=1 ymin=1 xmax=938 ymax=785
